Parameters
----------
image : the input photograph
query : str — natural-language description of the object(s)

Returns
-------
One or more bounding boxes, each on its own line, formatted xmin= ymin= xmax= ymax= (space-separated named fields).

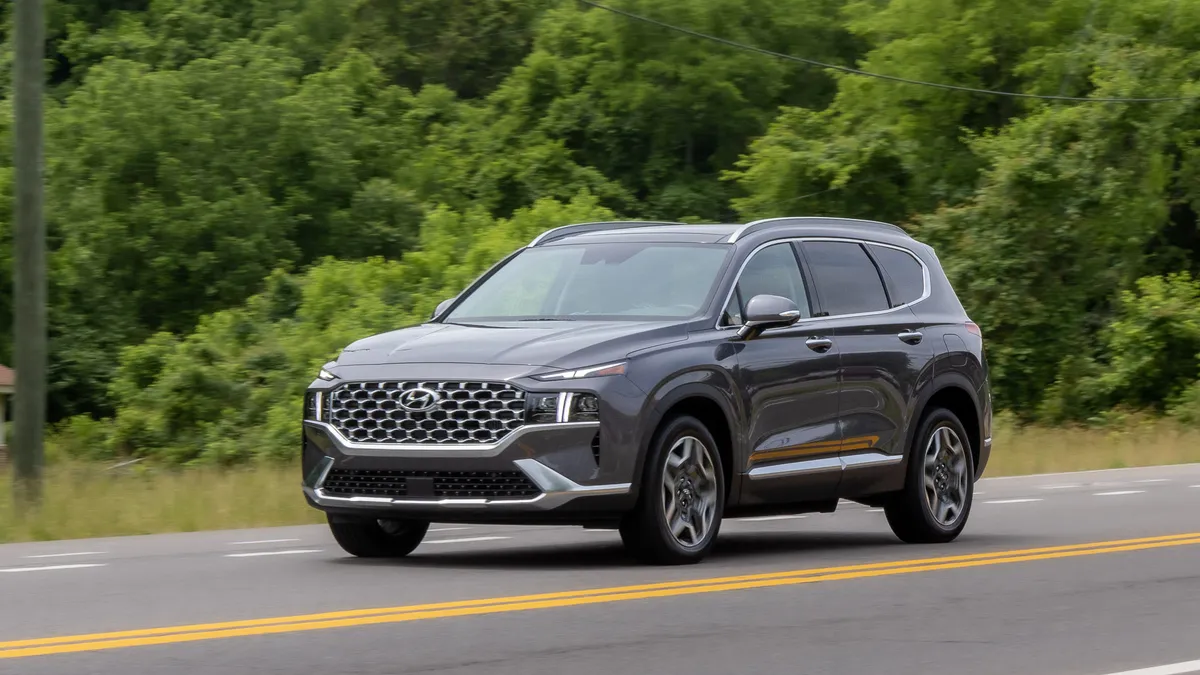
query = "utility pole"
xmin=13 ymin=0 xmax=47 ymax=507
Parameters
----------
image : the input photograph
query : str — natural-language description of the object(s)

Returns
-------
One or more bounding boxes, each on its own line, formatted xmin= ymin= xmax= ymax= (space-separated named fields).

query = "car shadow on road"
xmin=327 ymin=530 xmax=1029 ymax=571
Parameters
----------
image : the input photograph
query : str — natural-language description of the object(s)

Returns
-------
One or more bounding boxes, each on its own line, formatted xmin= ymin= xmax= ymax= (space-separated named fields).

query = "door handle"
xmin=898 ymin=330 xmax=924 ymax=345
xmin=805 ymin=337 xmax=833 ymax=352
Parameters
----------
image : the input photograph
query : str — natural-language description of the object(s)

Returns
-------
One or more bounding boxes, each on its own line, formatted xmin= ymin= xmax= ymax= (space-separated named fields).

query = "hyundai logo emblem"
xmin=398 ymin=387 xmax=441 ymax=412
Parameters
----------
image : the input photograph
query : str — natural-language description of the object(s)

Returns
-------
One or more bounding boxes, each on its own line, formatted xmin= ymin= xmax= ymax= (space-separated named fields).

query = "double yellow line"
xmin=4 ymin=531 xmax=1200 ymax=660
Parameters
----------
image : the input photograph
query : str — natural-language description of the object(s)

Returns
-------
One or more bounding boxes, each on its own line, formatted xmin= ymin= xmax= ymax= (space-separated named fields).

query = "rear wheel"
xmin=327 ymin=516 xmax=430 ymax=558
xmin=619 ymin=415 xmax=725 ymax=565
xmin=884 ymin=407 xmax=975 ymax=544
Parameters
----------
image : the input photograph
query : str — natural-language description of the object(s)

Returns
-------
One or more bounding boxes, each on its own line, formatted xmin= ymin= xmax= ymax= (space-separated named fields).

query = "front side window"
xmin=721 ymin=242 xmax=812 ymax=326
xmin=445 ymin=242 xmax=733 ymax=321
xmin=802 ymin=241 xmax=890 ymax=316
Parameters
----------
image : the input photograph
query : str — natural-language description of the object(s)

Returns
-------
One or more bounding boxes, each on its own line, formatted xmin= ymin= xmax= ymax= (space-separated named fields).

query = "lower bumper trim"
xmin=304 ymin=457 xmax=631 ymax=512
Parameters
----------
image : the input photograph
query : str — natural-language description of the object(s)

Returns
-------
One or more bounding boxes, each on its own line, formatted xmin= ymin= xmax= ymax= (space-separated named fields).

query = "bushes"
xmin=1039 ymin=272 xmax=1200 ymax=424
xmin=47 ymin=193 xmax=614 ymax=465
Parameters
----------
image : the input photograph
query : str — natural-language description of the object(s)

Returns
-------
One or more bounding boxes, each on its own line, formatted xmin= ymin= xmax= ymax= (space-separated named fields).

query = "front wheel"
xmin=619 ymin=415 xmax=725 ymax=565
xmin=884 ymin=407 xmax=975 ymax=544
xmin=327 ymin=516 xmax=430 ymax=558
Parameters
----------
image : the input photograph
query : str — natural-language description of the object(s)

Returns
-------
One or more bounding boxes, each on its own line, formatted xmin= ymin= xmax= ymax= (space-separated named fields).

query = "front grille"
xmin=322 ymin=469 xmax=541 ymax=499
xmin=326 ymin=381 xmax=526 ymax=445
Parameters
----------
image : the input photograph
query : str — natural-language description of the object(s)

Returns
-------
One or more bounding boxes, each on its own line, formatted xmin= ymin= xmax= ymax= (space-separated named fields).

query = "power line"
xmin=578 ymin=0 xmax=1198 ymax=103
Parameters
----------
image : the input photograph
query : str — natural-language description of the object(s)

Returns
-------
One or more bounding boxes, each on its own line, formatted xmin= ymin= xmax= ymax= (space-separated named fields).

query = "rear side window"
xmin=869 ymin=244 xmax=925 ymax=306
xmin=801 ymin=241 xmax=889 ymax=316
xmin=722 ymin=242 xmax=812 ymax=325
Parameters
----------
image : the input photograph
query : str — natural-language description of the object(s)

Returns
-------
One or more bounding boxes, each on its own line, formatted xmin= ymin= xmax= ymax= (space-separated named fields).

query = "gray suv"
xmin=302 ymin=217 xmax=992 ymax=565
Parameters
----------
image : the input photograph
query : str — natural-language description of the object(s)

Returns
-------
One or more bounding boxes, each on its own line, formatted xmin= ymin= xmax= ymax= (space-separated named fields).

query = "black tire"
xmin=885 ymin=407 xmax=975 ymax=544
xmin=327 ymin=516 xmax=430 ymax=558
xmin=619 ymin=415 xmax=726 ymax=565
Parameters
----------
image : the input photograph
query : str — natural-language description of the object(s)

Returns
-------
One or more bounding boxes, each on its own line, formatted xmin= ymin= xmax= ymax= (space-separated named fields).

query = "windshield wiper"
xmin=516 ymin=317 xmax=576 ymax=322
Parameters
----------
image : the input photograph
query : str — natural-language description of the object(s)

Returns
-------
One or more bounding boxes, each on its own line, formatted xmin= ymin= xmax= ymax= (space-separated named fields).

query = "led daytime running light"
xmin=535 ymin=361 xmax=626 ymax=381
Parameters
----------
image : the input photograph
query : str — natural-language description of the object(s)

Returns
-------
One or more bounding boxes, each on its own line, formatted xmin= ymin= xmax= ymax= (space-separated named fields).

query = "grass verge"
xmin=1 ymin=416 xmax=1198 ymax=544
xmin=0 ymin=461 xmax=322 ymax=544
xmin=983 ymin=414 xmax=1200 ymax=476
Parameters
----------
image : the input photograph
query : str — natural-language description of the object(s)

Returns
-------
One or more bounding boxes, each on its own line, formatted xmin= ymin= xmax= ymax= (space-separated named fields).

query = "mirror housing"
xmin=431 ymin=297 xmax=456 ymax=320
xmin=736 ymin=294 xmax=802 ymax=339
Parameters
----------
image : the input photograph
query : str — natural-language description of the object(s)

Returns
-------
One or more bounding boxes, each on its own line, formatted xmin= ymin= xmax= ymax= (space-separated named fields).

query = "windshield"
xmin=445 ymin=242 xmax=733 ymax=321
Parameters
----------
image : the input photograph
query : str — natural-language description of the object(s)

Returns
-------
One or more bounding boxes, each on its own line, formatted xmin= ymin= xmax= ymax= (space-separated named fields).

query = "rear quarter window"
xmin=868 ymin=244 xmax=926 ymax=306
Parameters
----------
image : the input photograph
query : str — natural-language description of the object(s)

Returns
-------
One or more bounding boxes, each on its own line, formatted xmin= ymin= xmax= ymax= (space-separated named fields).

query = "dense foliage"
xmin=2 ymin=0 xmax=1199 ymax=464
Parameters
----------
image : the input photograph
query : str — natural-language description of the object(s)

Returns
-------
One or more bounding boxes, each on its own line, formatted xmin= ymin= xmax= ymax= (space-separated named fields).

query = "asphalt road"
xmin=2 ymin=463 xmax=1200 ymax=675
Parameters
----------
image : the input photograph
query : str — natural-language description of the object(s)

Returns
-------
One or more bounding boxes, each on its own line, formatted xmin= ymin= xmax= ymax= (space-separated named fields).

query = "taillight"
xmin=965 ymin=321 xmax=982 ymax=338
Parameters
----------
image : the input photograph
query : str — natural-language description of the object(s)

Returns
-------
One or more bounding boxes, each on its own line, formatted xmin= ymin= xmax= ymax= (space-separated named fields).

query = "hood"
xmin=334 ymin=320 xmax=690 ymax=370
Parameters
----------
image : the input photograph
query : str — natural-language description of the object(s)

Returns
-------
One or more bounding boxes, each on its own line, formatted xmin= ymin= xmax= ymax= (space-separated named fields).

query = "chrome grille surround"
xmin=326 ymin=381 xmax=526 ymax=445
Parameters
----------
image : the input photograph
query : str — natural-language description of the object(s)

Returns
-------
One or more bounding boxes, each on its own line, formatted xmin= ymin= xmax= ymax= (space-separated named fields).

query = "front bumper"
xmin=301 ymin=419 xmax=635 ymax=522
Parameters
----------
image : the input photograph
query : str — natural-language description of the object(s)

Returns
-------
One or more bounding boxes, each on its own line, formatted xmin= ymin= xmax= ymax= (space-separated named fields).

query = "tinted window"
xmin=723 ymin=243 xmax=811 ymax=326
xmin=802 ymin=241 xmax=889 ymax=315
xmin=446 ymin=242 xmax=732 ymax=321
xmin=869 ymin=244 xmax=925 ymax=306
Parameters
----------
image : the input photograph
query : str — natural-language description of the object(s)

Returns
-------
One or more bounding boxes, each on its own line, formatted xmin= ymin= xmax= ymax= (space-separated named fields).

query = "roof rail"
xmin=726 ymin=216 xmax=908 ymax=243
xmin=527 ymin=221 xmax=688 ymax=247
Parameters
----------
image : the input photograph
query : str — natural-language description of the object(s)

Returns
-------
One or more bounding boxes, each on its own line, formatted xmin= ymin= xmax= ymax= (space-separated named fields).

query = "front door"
xmin=725 ymin=241 xmax=843 ymax=505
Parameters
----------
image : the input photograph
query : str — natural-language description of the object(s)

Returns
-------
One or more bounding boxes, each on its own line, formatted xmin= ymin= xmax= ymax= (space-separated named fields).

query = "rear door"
xmin=797 ymin=239 xmax=935 ymax=496
xmin=725 ymin=241 xmax=843 ymax=505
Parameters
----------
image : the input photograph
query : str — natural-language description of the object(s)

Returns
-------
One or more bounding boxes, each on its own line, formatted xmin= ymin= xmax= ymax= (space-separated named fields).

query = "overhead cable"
xmin=578 ymin=0 xmax=1198 ymax=103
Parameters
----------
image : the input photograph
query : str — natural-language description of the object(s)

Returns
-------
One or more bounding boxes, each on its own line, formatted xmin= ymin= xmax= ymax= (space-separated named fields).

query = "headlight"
xmin=304 ymin=391 xmax=325 ymax=421
xmin=533 ymin=361 xmax=626 ymax=381
xmin=318 ymin=367 xmax=338 ymax=381
xmin=527 ymin=393 xmax=560 ymax=424
xmin=566 ymin=393 xmax=600 ymax=422
xmin=526 ymin=392 xmax=602 ymax=424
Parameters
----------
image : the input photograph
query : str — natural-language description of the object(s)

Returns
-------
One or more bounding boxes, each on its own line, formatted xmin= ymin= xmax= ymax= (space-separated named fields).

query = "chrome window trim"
xmin=713 ymin=236 xmax=931 ymax=331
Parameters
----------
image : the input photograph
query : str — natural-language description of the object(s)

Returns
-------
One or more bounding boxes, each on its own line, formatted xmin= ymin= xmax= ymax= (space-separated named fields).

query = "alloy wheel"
xmin=922 ymin=425 xmax=970 ymax=527
xmin=661 ymin=435 xmax=719 ymax=548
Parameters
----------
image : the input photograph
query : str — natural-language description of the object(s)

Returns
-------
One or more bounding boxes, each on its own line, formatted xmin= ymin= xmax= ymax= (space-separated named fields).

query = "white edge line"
xmin=1097 ymin=658 xmax=1200 ymax=675
xmin=738 ymin=514 xmax=808 ymax=522
xmin=22 ymin=551 xmax=107 ymax=559
xmin=428 ymin=527 xmax=472 ymax=533
xmin=1040 ymin=484 xmax=1082 ymax=490
xmin=224 ymin=549 xmax=323 ymax=558
xmin=423 ymin=536 xmax=510 ymax=545
xmin=228 ymin=538 xmax=301 ymax=546
xmin=0 ymin=564 xmax=107 ymax=573
xmin=1134 ymin=478 xmax=1171 ymax=483
xmin=1093 ymin=490 xmax=1146 ymax=496
xmin=983 ymin=498 xmax=1043 ymax=504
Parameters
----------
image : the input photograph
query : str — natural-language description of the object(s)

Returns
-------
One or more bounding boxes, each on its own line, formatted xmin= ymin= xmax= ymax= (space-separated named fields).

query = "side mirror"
xmin=431 ymin=297 xmax=456 ymax=320
xmin=737 ymin=294 xmax=802 ymax=339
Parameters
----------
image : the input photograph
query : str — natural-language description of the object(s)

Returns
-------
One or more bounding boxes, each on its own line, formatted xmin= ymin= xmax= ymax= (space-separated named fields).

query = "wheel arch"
xmin=634 ymin=378 xmax=741 ymax=504
xmin=906 ymin=374 xmax=983 ymax=479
